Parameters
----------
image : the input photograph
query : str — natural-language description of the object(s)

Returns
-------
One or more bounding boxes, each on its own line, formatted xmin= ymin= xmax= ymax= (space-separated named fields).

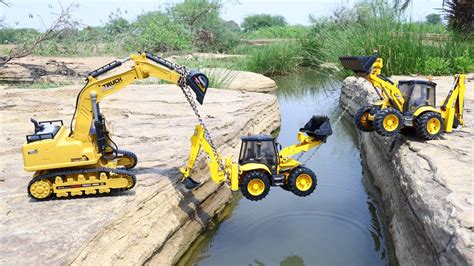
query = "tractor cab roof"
xmin=398 ymin=80 xmax=437 ymax=87
xmin=240 ymin=135 xmax=275 ymax=142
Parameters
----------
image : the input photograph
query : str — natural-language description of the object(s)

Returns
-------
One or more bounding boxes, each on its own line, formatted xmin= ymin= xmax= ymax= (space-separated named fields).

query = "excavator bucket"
xmin=339 ymin=54 xmax=378 ymax=74
xmin=300 ymin=116 xmax=333 ymax=141
xmin=187 ymin=70 xmax=208 ymax=105
xmin=182 ymin=177 xmax=201 ymax=190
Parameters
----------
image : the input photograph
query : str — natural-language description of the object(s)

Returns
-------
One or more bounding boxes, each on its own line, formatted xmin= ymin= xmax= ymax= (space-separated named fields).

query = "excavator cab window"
xmin=239 ymin=136 xmax=278 ymax=172
xmin=398 ymin=80 xmax=436 ymax=113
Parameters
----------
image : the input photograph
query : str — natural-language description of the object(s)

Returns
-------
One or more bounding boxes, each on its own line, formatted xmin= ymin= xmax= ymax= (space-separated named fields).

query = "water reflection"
xmin=178 ymin=71 xmax=393 ymax=266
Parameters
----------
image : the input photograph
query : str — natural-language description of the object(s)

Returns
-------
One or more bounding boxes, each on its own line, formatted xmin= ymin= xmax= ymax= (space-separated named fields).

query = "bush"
xmin=246 ymin=25 xmax=308 ymax=39
xmin=452 ymin=50 xmax=474 ymax=73
xmin=243 ymin=43 xmax=301 ymax=76
xmin=128 ymin=11 xmax=192 ymax=52
xmin=241 ymin=14 xmax=287 ymax=32
xmin=424 ymin=57 xmax=450 ymax=75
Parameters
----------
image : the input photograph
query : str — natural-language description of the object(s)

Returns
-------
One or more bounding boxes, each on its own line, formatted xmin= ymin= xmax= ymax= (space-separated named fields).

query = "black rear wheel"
xmin=415 ymin=112 xmax=444 ymax=140
xmin=240 ymin=171 xmax=271 ymax=201
xmin=373 ymin=107 xmax=404 ymax=137
xmin=355 ymin=106 xmax=375 ymax=132
xmin=287 ymin=166 xmax=317 ymax=197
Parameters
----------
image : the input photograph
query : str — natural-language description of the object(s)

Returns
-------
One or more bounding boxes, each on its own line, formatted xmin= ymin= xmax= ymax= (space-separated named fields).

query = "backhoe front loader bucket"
xmin=339 ymin=54 xmax=378 ymax=74
xmin=300 ymin=116 xmax=333 ymax=141
xmin=182 ymin=176 xmax=201 ymax=190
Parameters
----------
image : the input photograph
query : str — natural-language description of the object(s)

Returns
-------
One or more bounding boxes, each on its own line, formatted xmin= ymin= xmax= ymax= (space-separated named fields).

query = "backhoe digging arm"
xmin=441 ymin=74 xmax=467 ymax=132
xmin=180 ymin=124 xmax=240 ymax=190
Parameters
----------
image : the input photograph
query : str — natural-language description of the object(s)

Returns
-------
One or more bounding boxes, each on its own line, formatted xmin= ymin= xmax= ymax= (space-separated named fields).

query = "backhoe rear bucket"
xmin=339 ymin=54 xmax=378 ymax=74
xmin=300 ymin=116 xmax=333 ymax=141
xmin=182 ymin=177 xmax=201 ymax=190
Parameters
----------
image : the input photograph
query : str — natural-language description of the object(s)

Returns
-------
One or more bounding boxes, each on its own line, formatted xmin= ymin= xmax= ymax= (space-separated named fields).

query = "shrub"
xmin=424 ymin=57 xmax=450 ymax=75
xmin=244 ymin=43 xmax=301 ymax=76
xmin=452 ymin=50 xmax=474 ymax=73
xmin=241 ymin=14 xmax=287 ymax=32
xmin=128 ymin=11 xmax=192 ymax=52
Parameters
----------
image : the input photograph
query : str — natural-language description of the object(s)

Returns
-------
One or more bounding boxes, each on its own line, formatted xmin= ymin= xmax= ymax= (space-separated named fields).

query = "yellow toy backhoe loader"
xmin=339 ymin=54 xmax=467 ymax=140
xmin=180 ymin=116 xmax=332 ymax=201
xmin=22 ymin=52 xmax=208 ymax=200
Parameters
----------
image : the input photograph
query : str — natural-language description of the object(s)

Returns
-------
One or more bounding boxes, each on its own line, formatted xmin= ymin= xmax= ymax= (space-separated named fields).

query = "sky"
xmin=1 ymin=0 xmax=445 ymax=30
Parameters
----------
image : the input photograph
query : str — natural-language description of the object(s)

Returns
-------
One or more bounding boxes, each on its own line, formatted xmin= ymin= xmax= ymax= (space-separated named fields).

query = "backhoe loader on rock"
xmin=180 ymin=116 xmax=332 ymax=201
xmin=22 ymin=52 xmax=208 ymax=200
xmin=339 ymin=54 xmax=467 ymax=140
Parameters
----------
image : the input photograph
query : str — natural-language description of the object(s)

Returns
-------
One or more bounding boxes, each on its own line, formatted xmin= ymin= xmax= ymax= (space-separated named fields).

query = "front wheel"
xmin=373 ymin=107 xmax=404 ymax=137
xmin=415 ymin=112 xmax=444 ymax=140
xmin=355 ymin=106 xmax=375 ymax=132
xmin=240 ymin=171 xmax=271 ymax=201
xmin=287 ymin=167 xmax=317 ymax=197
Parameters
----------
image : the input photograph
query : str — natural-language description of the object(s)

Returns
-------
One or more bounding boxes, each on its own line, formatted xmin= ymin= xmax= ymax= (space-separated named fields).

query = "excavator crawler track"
xmin=115 ymin=149 xmax=138 ymax=169
xmin=27 ymin=167 xmax=136 ymax=200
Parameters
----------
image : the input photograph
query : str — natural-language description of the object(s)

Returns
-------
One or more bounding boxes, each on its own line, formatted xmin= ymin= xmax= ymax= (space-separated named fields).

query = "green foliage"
xmin=425 ymin=13 xmax=442 ymax=25
xmin=169 ymin=0 xmax=239 ymax=52
xmin=0 ymin=28 xmax=39 ymax=44
xmin=245 ymin=25 xmax=308 ymax=39
xmin=453 ymin=50 xmax=474 ymax=73
xmin=443 ymin=0 xmax=474 ymax=36
xmin=305 ymin=0 xmax=474 ymax=76
xmin=241 ymin=14 xmax=287 ymax=32
xmin=424 ymin=57 xmax=450 ymax=75
xmin=129 ymin=11 xmax=191 ymax=52
xmin=244 ymin=43 xmax=301 ymax=76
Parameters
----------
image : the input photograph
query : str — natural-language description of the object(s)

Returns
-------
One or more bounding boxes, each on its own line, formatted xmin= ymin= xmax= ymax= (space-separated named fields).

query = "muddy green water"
xmin=178 ymin=71 xmax=394 ymax=266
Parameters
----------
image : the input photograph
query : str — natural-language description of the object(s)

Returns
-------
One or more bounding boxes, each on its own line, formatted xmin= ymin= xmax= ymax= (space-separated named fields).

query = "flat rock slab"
xmin=203 ymin=68 xmax=277 ymax=92
xmin=340 ymin=74 xmax=474 ymax=265
xmin=0 ymin=84 xmax=280 ymax=265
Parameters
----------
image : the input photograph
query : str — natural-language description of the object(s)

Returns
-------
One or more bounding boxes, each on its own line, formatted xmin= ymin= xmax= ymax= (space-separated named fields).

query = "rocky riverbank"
xmin=340 ymin=75 xmax=474 ymax=265
xmin=0 ymin=83 xmax=280 ymax=265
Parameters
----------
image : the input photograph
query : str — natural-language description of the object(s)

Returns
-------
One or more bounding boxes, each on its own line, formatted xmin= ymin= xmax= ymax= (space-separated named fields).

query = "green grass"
xmin=308 ymin=17 xmax=474 ymax=76
xmin=245 ymin=25 xmax=309 ymax=39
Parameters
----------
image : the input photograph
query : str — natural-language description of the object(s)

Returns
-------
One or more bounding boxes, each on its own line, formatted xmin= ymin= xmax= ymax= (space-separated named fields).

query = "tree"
xmin=426 ymin=13 xmax=442 ymax=24
xmin=170 ymin=0 xmax=239 ymax=51
xmin=241 ymin=14 xmax=287 ymax=32
xmin=443 ymin=0 xmax=473 ymax=35
xmin=0 ymin=2 xmax=76 ymax=66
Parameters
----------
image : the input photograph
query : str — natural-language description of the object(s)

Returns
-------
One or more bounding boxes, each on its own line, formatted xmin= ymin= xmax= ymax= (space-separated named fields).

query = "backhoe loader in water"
xmin=339 ymin=54 xmax=467 ymax=140
xmin=180 ymin=116 xmax=332 ymax=201
xmin=22 ymin=52 xmax=208 ymax=200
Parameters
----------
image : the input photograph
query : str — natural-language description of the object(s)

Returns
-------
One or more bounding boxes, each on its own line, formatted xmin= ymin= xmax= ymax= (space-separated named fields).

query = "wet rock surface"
xmin=340 ymin=75 xmax=474 ymax=265
xmin=0 ymin=84 xmax=280 ymax=265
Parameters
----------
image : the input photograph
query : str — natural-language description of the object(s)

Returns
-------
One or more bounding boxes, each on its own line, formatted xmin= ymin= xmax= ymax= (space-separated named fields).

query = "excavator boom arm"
xmin=71 ymin=52 xmax=207 ymax=142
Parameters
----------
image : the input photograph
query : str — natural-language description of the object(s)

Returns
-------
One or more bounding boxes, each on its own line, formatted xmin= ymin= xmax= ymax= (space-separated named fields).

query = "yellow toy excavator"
xmin=22 ymin=52 xmax=208 ymax=200
xmin=339 ymin=54 xmax=467 ymax=140
xmin=180 ymin=116 xmax=332 ymax=201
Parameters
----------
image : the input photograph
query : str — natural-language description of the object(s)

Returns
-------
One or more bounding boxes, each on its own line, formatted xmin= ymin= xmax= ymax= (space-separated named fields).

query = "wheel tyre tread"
xmin=240 ymin=171 xmax=270 ymax=201
xmin=355 ymin=106 xmax=374 ymax=132
xmin=373 ymin=108 xmax=403 ymax=137
xmin=287 ymin=166 xmax=317 ymax=197
xmin=415 ymin=112 xmax=443 ymax=140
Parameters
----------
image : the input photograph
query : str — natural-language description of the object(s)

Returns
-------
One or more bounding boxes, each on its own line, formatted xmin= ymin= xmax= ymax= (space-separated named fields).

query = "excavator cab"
xmin=239 ymin=135 xmax=279 ymax=174
xmin=398 ymin=80 xmax=436 ymax=113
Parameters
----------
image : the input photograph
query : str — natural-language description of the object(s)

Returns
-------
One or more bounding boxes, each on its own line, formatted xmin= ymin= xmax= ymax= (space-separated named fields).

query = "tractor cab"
xmin=398 ymin=80 xmax=437 ymax=114
xmin=239 ymin=135 xmax=279 ymax=174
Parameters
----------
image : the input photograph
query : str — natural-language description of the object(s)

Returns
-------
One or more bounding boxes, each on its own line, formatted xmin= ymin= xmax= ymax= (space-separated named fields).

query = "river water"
xmin=178 ymin=71 xmax=394 ymax=265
